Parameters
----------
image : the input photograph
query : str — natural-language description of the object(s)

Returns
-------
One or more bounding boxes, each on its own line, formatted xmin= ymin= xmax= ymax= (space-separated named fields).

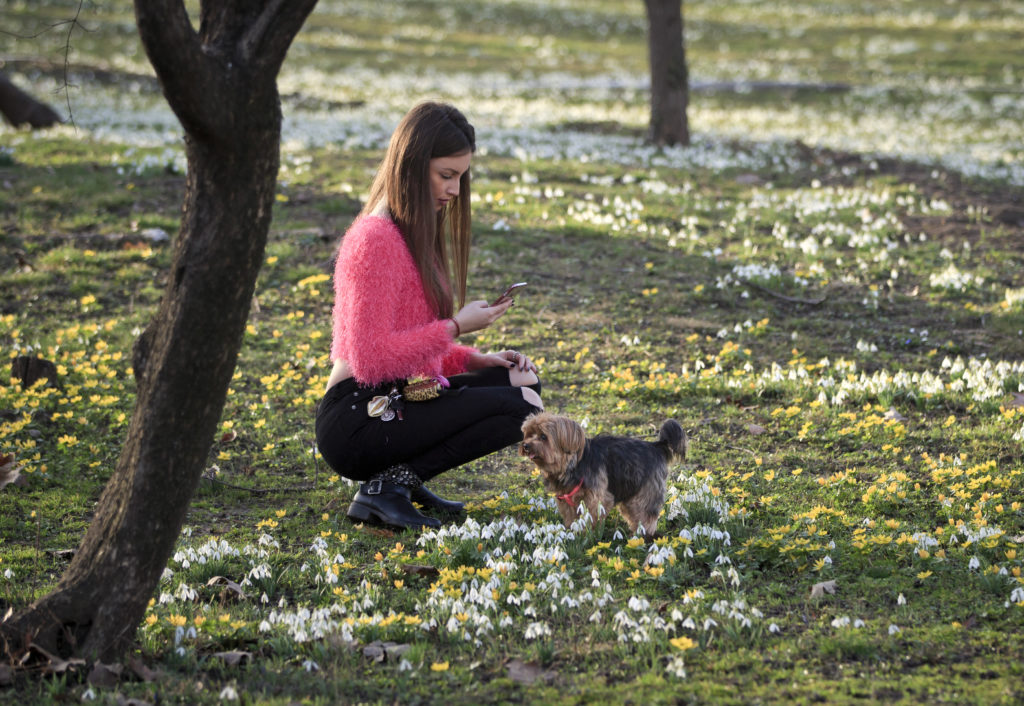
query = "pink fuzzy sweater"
xmin=330 ymin=214 xmax=476 ymax=385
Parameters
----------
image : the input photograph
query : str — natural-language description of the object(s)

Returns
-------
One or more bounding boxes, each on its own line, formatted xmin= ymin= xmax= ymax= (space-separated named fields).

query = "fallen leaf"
xmin=506 ymin=659 xmax=557 ymax=686
xmin=24 ymin=643 xmax=85 ymax=676
xmin=220 ymin=431 xmax=237 ymax=443
xmin=810 ymin=580 xmax=838 ymax=599
xmin=0 ymin=453 xmax=24 ymax=491
xmin=399 ymin=563 xmax=440 ymax=579
xmin=0 ymin=664 xmax=11 ymax=686
xmin=212 ymin=650 xmax=252 ymax=667
xmin=1007 ymin=392 xmax=1024 ymax=409
xmin=362 ymin=640 xmax=410 ymax=663
xmin=206 ymin=576 xmax=246 ymax=601
xmin=883 ymin=408 xmax=907 ymax=422
xmin=117 ymin=698 xmax=154 ymax=706
xmin=126 ymin=656 xmax=158 ymax=683
xmin=745 ymin=423 xmax=767 ymax=436
xmin=87 ymin=661 xmax=122 ymax=688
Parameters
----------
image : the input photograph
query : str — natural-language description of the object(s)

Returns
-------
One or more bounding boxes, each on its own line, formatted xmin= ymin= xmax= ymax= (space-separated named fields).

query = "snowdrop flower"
xmin=303 ymin=660 xmax=319 ymax=672
xmin=888 ymin=624 xmax=901 ymax=635
xmin=897 ymin=593 xmax=906 ymax=606
xmin=220 ymin=685 xmax=239 ymax=701
xmin=769 ymin=623 xmax=780 ymax=633
xmin=82 ymin=687 xmax=96 ymax=701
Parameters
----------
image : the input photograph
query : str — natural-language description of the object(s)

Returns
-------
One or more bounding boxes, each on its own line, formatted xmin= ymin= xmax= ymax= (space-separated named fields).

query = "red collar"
xmin=556 ymin=478 xmax=585 ymax=506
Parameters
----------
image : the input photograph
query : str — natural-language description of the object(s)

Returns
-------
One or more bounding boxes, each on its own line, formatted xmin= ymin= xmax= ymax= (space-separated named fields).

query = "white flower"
xmin=897 ymin=593 xmax=906 ymax=606
xmin=220 ymin=685 xmax=239 ymax=701
xmin=302 ymin=659 xmax=319 ymax=672
xmin=888 ymin=624 xmax=901 ymax=635
xmin=769 ymin=623 xmax=780 ymax=633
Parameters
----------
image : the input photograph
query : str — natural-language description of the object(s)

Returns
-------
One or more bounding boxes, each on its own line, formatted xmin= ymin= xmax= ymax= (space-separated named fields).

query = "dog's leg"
xmin=556 ymin=499 xmax=578 ymax=528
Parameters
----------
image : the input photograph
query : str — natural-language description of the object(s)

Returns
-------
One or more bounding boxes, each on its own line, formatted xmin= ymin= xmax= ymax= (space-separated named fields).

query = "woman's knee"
xmin=521 ymin=386 xmax=543 ymax=411
xmin=509 ymin=368 xmax=542 ymax=397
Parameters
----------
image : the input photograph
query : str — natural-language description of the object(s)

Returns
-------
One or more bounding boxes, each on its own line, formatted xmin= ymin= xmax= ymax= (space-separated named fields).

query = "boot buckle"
xmin=366 ymin=479 xmax=383 ymax=495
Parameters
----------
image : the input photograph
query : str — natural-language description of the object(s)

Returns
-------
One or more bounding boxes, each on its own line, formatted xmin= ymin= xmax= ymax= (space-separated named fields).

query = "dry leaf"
xmin=0 ymin=664 xmax=11 ymax=686
xmin=745 ymin=423 xmax=766 ymax=436
xmin=206 ymin=576 xmax=246 ymax=600
xmin=220 ymin=431 xmax=237 ymax=443
xmin=24 ymin=643 xmax=85 ymax=675
xmin=399 ymin=563 xmax=440 ymax=579
xmin=810 ymin=580 xmax=837 ymax=599
xmin=0 ymin=453 xmax=23 ymax=491
xmin=126 ymin=656 xmax=158 ymax=683
xmin=362 ymin=641 xmax=410 ymax=663
xmin=1007 ymin=392 xmax=1024 ymax=409
xmin=884 ymin=408 xmax=907 ymax=422
xmin=212 ymin=650 xmax=252 ymax=667
xmin=87 ymin=662 xmax=123 ymax=688
xmin=117 ymin=697 xmax=154 ymax=706
xmin=506 ymin=659 xmax=557 ymax=686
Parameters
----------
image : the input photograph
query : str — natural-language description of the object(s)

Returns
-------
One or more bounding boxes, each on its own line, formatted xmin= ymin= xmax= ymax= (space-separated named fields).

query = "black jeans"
xmin=315 ymin=366 xmax=542 ymax=482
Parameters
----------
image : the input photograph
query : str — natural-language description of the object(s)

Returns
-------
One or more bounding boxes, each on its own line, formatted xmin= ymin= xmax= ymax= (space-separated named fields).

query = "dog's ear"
xmin=521 ymin=412 xmax=547 ymax=435
xmin=551 ymin=416 xmax=586 ymax=457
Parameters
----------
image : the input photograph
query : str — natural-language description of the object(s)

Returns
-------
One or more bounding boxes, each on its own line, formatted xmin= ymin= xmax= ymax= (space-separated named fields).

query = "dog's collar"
xmin=556 ymin=478 xmax=585 ymax=506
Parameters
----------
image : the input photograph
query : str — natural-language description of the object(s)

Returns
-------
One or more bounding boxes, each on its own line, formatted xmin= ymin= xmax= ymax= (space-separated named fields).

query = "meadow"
xmin=2 ymin=0 xmax=1023 ymax=703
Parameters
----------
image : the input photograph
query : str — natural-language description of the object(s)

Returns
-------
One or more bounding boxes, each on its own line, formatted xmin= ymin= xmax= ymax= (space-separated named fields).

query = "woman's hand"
xmin=452 ymin=298 xmax=513 ymax=336
xmin=467 ymin=350 xmax=538 ymax=374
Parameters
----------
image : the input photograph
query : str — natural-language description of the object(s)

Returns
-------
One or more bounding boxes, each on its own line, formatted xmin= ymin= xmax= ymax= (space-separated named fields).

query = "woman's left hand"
xmin=469 ymin=350 xmax=538 ymax=374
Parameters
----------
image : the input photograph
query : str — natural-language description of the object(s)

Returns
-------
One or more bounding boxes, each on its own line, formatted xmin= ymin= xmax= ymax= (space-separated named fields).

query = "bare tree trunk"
xmin=644 ymin=0 xmax=689 ymax=146
xmin=0 ymin=73 xmax=61 ymax=128
xmin=0 ymin=0 xmax=318 ymax=663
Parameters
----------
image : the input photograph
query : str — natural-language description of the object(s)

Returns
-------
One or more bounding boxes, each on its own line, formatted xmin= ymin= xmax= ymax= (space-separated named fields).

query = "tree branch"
xmin=241 ymin=0 xmax=319 ymax=74
xmin=133 ymin=0 xmax=212 ymax=137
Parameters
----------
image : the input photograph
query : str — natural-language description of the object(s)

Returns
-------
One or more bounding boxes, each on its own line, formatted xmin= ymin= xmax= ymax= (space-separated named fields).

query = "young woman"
xmin=315 ymin=102 xmax=544 ymax=530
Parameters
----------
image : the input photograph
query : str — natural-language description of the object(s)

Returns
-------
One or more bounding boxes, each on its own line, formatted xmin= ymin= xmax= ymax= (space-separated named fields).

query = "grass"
xmin=2 ymin=0 xmax=1024 ymax=703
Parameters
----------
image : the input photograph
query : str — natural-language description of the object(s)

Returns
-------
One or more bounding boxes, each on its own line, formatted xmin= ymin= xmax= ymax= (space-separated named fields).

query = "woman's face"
xmin=429 ymin=151 xmax=472 ymax=212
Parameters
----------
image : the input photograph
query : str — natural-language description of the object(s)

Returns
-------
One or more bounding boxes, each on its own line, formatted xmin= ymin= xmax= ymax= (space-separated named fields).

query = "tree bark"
xmin=644 ymin=0 xmax=689 ymax=146
xmin=0 ymin=0 xmax=318 ymax=663
xmin=0 ymin=73 xmax=61 ymax=128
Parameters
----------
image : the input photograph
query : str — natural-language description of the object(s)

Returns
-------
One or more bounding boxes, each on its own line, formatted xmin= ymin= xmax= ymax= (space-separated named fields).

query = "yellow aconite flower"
xmin=145 ymin=615 xmax=158 ymax=627
xmin=670 ymin=636 xmax=697 ymax=651
xmin=917 ymin=570 xmax=933 ymax=580
xmin=167 ymin=615 xmax=187 ymax=627
xmin=430 ymin=662 xmax=449 ymax=672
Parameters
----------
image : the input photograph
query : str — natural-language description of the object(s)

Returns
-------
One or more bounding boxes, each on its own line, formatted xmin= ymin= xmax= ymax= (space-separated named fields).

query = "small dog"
xmin=520 ymin=413 xmax=687 ymax=535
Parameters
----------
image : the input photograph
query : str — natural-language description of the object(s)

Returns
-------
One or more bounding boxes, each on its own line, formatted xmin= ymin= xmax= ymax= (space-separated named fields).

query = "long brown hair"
xmin=361 ymin=102 xmax=476 ymax=317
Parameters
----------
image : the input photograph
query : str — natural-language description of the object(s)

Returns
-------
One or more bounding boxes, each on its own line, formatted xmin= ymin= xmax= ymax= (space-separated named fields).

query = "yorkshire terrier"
xmin=520 ymin=413 xmax=687 ymax=536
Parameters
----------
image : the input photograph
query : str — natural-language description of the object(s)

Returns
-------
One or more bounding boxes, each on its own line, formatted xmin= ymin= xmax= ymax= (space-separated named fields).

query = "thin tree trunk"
xmin=644 ymin=0 xmax=689 ymax=146
xmin=0 ymin=73 xmax=61 ymax=128
xmin=1 ymin=0 xmax=318 ymax=663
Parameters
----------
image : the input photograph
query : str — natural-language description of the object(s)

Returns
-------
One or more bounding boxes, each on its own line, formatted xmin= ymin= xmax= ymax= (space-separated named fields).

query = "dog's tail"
xmin=656 ymin=419 xmax=687 ymax=461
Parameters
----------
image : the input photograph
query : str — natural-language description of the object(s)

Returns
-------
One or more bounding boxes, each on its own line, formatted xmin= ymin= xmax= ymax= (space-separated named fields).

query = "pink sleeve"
xmin=441 ymin=343 xmax=478 ymax=376
xmin=335 ymin=219 xmax=461 ymax=384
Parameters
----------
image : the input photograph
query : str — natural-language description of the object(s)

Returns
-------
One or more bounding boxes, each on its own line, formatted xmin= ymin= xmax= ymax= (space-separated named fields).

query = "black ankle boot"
xmin=347 ymin=480 xmax=441 ymax=529
xmin=410 ymin=485 xmax=465 ymax=515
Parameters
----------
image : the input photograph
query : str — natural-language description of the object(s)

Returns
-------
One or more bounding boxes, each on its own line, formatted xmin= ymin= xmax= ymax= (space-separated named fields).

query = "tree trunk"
xmin=644 ymin=0 xmax=689 ymax=146
xmin=0 ymin=73 xmax=61 ymax=128
xmin=0 ymin=0 xmax=318 ymax=663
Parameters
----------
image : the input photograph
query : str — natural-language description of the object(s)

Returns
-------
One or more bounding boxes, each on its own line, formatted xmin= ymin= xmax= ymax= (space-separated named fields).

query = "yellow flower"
xmin=670 ymin=636 xmax=697 ymax=651
xmin=430 ymin=661 xmax=449 ymax=672
xmin=145 ymin=615 xmax=158 ymax=627
xmin=394 ymin=580 xmax=404 ymax=589
xmin=917 ymin=570 xmax=933 ymax=580
xmin=167 ymin=615 xmax=187 ymax=627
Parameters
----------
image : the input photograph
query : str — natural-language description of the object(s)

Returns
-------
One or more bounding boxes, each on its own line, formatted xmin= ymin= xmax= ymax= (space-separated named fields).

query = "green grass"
xmin=3 ymin=0 xmax=1024 ymax=704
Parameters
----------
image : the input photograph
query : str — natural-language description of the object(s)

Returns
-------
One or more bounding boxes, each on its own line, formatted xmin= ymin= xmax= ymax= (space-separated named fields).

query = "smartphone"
xmin=490 ymin=282 xmax=528 ymax=306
